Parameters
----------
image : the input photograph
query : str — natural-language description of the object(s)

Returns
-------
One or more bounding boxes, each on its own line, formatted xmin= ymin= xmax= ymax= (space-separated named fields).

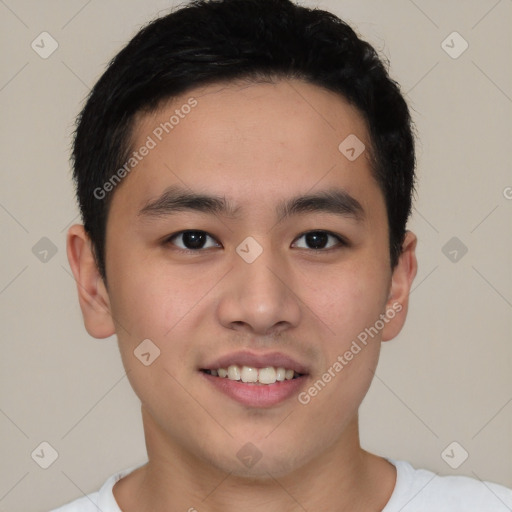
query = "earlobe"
xmin=381 ymin=230 xmax=418 ymax=342
xmin=66 ymin=224 xmax=116 ymax=339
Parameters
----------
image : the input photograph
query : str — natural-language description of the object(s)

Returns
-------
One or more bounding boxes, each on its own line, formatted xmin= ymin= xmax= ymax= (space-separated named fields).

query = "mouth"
xmin=199 ymin=351 xmax=309 ymax=407
xmin=201 ymin=365 xmax=304 ymax=384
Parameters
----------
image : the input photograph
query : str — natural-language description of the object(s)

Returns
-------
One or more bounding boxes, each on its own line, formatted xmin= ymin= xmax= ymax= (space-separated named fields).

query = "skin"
xmin=67 ymin=79 xmax=417 ymax=512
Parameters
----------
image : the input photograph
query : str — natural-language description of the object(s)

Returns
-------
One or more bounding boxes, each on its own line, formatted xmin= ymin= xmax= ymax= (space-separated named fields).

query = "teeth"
xmin=258 ymin=367 xmax=277 ymax=384
xmin=207 ymin=365 xmax=301 ymax=384
xmin=227 ymin=365 xmax=241 ymax=381
xmin=241 ymin=366 xmax=258 ymax=383
xmin=276 ymin=367 xmax=286 ymax=381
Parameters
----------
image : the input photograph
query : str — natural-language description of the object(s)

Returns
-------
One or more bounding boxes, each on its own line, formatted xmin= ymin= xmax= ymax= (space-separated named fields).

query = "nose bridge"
xmin=216 ymin=239 xmax=301 ymax=334
xmin=241 ymin=251 xmax=283 ymax=299
xmin=237 ymin=241 xmax=288 ymax=306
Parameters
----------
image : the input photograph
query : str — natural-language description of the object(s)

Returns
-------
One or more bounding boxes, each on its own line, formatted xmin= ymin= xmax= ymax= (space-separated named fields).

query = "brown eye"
xmin=167 ymin=230 xmax=220 ymax=251
xmin=292 ymin=231 xmax=346 ymax=250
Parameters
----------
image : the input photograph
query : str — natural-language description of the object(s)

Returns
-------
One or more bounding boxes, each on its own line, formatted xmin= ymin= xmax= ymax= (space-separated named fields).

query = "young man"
xmin=55 ymin=0 xmax=512 ymax=510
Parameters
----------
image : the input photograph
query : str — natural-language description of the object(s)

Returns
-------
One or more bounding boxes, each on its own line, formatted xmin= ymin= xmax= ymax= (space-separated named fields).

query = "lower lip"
xmin=201 ymin=372 xmax=307 ymax=408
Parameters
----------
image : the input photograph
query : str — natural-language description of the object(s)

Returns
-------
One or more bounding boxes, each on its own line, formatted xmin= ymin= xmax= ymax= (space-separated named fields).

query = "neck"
xmin=113 ymin=408 xmax=396 ymax=512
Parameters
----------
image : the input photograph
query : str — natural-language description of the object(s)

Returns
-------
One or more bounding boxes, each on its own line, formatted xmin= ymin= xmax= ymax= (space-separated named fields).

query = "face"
xmin=88 ymin=79 xmax=412 ymax=477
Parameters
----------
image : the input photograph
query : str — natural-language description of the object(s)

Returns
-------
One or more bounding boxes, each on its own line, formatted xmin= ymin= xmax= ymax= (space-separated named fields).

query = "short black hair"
xmin=72 ymin=0 xmax=416 ymax=281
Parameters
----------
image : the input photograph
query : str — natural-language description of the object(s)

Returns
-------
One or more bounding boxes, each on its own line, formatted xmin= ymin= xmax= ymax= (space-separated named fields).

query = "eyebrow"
xmin=138 ymin=184 xmax=365 ymax=223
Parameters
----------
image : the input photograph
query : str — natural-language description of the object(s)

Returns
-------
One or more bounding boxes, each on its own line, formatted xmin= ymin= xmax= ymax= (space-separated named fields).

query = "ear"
xmin=381 ymin=230 xmax=418 ymax=342
xmin=66 ymin=224 xmax=116 ymax=339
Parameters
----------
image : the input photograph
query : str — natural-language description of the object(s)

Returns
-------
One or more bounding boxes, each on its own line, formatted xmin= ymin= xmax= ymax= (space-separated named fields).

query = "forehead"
xmin=110 ymin=79 xmax=383 ymax=220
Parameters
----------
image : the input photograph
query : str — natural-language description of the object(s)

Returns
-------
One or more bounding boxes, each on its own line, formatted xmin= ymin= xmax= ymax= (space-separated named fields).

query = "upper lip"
xmin=201 ymin=350 xmax=309 ymax=375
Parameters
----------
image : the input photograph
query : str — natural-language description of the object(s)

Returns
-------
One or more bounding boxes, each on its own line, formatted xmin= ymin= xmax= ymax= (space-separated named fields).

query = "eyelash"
xmin=164 ymin=230 xmax=348 ymax=254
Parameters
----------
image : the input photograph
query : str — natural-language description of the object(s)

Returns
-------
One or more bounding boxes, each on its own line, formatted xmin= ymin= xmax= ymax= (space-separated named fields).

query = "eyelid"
xmin=291 ymin=230 xmax=348 ymax=250
xmin=164 ymin=229 xmax=348 ymax=253
xmin=165 ymin=230 xmax=221 ymax=252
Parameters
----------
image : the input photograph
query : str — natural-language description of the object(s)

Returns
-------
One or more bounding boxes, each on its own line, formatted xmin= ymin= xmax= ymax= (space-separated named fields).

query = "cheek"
xmin=296 ymin=258 xmax=388 ymax=406
xmin=107 ymin=254 xmax=199 ymax=341
xmin=105 ymin=252 xmax=226 ymax=389
xmin=295 ymin=277 xmax=384 ymax=437
xmin=106 ymin=264 xmax=199 ymax=413
xmin=303 ymin=258 xmax=390 ymax=345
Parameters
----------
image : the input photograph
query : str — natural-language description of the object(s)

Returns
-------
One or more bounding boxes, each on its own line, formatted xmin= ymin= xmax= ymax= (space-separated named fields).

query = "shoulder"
xmin=49 ymin=493 xmax=101 ymax=512
xmin=48 ymin=463 xmax=146 ymax=512
xmin=384 ymin=459 xmax=512 ymax=512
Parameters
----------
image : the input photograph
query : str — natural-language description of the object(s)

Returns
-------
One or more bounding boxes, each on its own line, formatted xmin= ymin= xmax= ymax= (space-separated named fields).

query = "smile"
xmin=202 ymin=365 xmax=303 ymax=385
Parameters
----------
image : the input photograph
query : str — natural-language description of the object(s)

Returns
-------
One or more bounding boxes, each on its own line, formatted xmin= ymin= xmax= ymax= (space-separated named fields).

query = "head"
xmin=67 ymin=0 xmax=417 ymax=478
xmin=72 ymin=0 xmax=415 ymax=281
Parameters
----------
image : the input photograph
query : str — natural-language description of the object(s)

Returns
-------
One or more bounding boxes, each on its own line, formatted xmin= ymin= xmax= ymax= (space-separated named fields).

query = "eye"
xmin=164 ymin=230 xmax=346 ymax=253
xmin=292 ymin=230 xmax=347 ymax=251
xmin=166 ymin=230 xmax=221 ymax=251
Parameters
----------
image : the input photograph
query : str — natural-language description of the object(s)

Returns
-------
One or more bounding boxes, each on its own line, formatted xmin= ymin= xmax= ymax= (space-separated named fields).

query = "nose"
xmin=216 ymin=247 xmax=302 ymax=336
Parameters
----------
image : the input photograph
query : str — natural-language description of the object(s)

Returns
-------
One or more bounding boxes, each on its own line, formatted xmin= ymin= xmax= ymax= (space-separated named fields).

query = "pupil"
xmin=306 ymin=231 xmax=328 ymax=249
xmin=183 ymin=231 xmax=205 ymax=249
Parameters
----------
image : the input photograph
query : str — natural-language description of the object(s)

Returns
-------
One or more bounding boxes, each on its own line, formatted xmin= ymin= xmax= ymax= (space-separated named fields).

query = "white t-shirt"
xmin=50 ymin=458 xmax=512 ymax=511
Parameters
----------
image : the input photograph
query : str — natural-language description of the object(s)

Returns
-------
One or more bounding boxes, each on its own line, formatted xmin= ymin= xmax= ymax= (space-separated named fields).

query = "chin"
xmin=201 ymin=438 xmax=312 ymax=480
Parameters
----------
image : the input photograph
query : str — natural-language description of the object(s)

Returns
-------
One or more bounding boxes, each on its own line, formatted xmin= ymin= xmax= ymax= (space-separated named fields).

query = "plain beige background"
xmin=1 ymin=1 xmax=511 ymax=510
